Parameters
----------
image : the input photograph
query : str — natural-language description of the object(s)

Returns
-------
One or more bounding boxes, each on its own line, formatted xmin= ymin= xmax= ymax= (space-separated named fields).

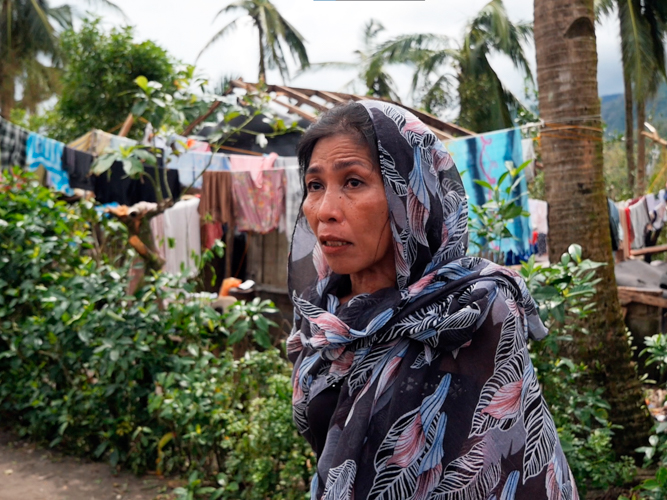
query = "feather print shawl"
xmin=287 ymin=101 xmax=578 ymax=500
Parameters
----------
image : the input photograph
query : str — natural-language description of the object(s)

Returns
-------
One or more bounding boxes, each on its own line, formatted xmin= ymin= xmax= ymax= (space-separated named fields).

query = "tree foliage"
xmin=373 ymin=0 xmax=533 ymax=131
xmin=305 ymin=19 xmax=401 ymax=102
xmin=55 ymin=19 xmax=177 ymax=142
xmin=200 ymin=0 xmax=309 ymax=83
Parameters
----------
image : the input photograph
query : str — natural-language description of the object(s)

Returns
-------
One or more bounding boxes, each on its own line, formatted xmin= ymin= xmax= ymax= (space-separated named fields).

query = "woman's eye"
xmin=346 ymin=178 xmax=363 ymax=188
xmin=306 ymin=181 xmax=323 ymax=192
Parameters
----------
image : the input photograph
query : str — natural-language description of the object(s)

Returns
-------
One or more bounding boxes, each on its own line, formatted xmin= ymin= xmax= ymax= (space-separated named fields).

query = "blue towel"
xmin=26 ymin=133 xmax=71 ymax=195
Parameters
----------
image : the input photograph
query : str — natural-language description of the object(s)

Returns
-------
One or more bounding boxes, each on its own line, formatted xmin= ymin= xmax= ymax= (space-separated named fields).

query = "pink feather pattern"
xmin=387 ymin=413 xmax=426 ymax=467
xmin=481 ymin=379 xmax=523 ymax=419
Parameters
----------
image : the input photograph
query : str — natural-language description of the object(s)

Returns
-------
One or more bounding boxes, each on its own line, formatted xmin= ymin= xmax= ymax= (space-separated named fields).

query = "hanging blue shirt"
xmin=26 ymin=133 xmax=72 ymax=195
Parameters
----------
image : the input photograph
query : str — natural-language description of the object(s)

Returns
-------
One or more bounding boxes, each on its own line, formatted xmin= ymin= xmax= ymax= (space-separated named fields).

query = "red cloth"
xmin=202 ymin=222 xmax=223 ymax=250
xmin=625 ymin=207 xmax=634 ymax=243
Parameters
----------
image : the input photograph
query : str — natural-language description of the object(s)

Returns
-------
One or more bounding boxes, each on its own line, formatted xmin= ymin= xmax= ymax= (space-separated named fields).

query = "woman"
xmin=287 ymin=101 xmax=577 ymax=500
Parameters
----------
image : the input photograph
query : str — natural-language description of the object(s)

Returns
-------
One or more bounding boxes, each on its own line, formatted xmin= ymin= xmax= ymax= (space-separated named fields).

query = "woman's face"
xmin=303 ymin=133 xmax=395 ymax=280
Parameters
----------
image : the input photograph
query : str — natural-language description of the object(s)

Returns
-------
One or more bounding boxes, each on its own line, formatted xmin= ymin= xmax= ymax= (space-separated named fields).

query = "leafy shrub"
xmin=152 ymin=350 xmax=313 ymax=499
xmin=0 ymin=170 xmax=313 ymax=497
xmin=521 ymin=245 xmax=636 ymax=494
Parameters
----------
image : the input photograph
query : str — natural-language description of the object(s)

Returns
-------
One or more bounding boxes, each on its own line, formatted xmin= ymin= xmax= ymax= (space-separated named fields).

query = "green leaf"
xmin=134 ymin=148 xmax=157 ymax=166
xmin=473 ymin=179 xmax=494 ymax=190
xmin=92 ymin=154 xmax=116 ymax=175
xmin=122 ymin=158 xmax=144 ymax=177
xmin=134 ymin=75 xmax=149 ymax=91
xmin=552 ymin=303 xmax=566 ymax=324
xmin=254 ymin=329 xmax=272 ymax=349
xmin=568 ymin=244 xmax=582 ymax=263
xmin=131 ymin=100 xmax=148 ymax=117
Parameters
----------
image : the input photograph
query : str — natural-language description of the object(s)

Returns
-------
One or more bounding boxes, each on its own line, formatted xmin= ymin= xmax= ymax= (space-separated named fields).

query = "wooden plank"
xmin=271 ymin=85 xmax=329 ymax=112
xmin=630 ymin=244 xmax=667 ymax=257
xmin=182 ymin=101 xmax=222 ymax=136
xmin=314 ymin=90 xmax=347 ymax=104
xmin=272 ymin=98 xmax=317 ymax=122
xmin=617 ymin=286 xmax=667 ymax=308
xmin=245 ymin=233 xmax=264 ymax=283
xmin=275 ymin=229 xmax=289 ymax=289
xmin=118 ymin=113 xmax=134 ymax=137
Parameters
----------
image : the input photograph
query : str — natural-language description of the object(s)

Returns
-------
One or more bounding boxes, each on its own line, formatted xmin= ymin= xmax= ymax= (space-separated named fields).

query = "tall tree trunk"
xmin=534 ymin=0 xmax=651 ymax=457
xmin=623 ymin=68 xmax=636 ymax=192
xmin=257 ymin=23 xmax=266 ymax=83
xmin=0 ymin=62 xmax=16 ymax=120
xmin=636 ymin=98 xmax=646 ymax=196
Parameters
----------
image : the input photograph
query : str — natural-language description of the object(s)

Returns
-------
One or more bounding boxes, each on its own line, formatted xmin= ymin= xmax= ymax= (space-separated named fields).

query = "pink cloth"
xmin=231 ymin=169 xmax=285 ymax=234
xmin=229 ymin=153 xmax=278 ymax=188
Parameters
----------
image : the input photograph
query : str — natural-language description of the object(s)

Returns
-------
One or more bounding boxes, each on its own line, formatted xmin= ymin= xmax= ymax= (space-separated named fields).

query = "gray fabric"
xmin=630 ymin=198 xmax=651 ymax=250
xmin=275 ymin=156 xmax=302 ymax=243
xmin=0 ymin=118 xmax=28 ymax=170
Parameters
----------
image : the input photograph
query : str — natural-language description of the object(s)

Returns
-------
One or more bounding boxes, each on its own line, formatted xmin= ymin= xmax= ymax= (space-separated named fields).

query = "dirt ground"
xmin=0 ymin=430 xmax=174 ymax=500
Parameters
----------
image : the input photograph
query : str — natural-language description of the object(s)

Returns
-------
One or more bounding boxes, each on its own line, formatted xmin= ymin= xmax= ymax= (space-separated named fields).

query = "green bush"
xmin=521 ymin=246 xmax=636 ymax=494
xmin=0 ymin=170 xmax=313 ymax=497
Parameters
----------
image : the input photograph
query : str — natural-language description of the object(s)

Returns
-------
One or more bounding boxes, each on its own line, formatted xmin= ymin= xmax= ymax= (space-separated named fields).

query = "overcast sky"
xmin=58 ymin=0 xmax=624 ymax=115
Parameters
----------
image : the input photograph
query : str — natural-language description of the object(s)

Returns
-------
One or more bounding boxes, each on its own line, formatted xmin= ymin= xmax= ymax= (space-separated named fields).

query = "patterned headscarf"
xmin=288 ymin=101 xmax=577 ymax=500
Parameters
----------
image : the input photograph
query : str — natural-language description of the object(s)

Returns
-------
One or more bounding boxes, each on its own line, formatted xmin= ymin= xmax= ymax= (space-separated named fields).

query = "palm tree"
xmin=375 ymin=0 xmax=533 ymax=132
xmin=0 ymin=0 xmax=124 ymax=119
xmin=534 ymin=0 xmax=652 ymax=456
xmin=456 ymin=0 xmax=533 ymax=132
xmin=199 ymin=0 xmax=309 ymax=83
xmin=596 ymin=0 xmax=667 ymax=195
xmin=302 ymin=19 xmax=401 ymax=102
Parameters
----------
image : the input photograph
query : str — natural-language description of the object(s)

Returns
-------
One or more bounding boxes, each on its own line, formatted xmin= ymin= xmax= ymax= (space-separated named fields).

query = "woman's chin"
xmin=324 ymin=259 xmax=362 ymax=277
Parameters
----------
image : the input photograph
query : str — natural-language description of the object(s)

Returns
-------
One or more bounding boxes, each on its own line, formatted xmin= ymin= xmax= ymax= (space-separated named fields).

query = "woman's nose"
xmin=317 ymin=188 xmax=343 ymax=223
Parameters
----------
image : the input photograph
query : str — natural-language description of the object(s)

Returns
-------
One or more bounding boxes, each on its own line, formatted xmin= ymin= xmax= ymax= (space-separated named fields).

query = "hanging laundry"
xmin=0 ymin=118 xmax=28 ymax=170
xmin=186 ymin=138 xmax=211 ymax=153
xmin=167 ymin=152 xmax=228 ymax=189
xmin=150 ymin=212 xmax=166 ymax=263
xmin=199 ymin=170 xmax=233 ymax=250
xmin=163 ymin=198 xmax=201 ymax=276
xmin=607 ymin=198 xmax=621 ymax=251
xmin=199 ymin=171 xmax=233 ymax=225
xmin=62 ymin=147 xmax=94 ymax=191
xmin=26 ymin=133 xmax=72 ymax=195
xmin=628 ymin=198 xmax=651 ymax=250
xmin=201 ymin=222 xmax=224 ymax=250
xmin=68 ymin=129 xmax=137 ymax=156
xmin=229 ymin=152 xmax=278 ymax=188
xmin=654 ymin=201 xmax=666 ymax=230
xmin=528 ymin=198 xmax=548 ymax=234
xmin=232 ymin=169 xmax=285 ymax=234
xmin=445 ymin=128 xmax=532 ymax=261
xmin=93 ymin=161 xmax=181 ymax=206
xmin=521 ymin=137 xmax=537 ymax=183
xmin=275 ymin=156 xmax=302 ymax=242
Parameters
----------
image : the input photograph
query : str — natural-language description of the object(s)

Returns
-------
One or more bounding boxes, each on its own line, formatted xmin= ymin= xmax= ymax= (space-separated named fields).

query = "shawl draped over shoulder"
xmin=287 ymin=101 xmax=578 ymax=500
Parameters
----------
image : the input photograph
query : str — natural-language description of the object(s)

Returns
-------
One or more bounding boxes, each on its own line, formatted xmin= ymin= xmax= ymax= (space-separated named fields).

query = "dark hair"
xmin=296 ymin=102 xmax=380 ymax=174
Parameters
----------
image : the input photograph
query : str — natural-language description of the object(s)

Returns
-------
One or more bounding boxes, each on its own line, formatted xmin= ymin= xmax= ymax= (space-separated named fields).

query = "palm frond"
xmin=594 ymin=0 xmax=616 ymax=21
xmin=80 ymin=0 xmax=127 ymax=21
xmin=619 ymin=0 xmax=658 ymax=98
xmin=198 ymin=16 xmax=242 ymax=60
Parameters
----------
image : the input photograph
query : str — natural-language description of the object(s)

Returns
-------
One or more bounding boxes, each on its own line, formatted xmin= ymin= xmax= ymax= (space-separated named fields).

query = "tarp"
xmin=445 ymin=128 xmax=532 ymax=261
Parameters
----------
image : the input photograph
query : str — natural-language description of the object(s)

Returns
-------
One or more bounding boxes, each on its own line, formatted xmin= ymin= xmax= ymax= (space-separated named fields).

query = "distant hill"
xmin=601 ymin=82 xmax=667 ymax=138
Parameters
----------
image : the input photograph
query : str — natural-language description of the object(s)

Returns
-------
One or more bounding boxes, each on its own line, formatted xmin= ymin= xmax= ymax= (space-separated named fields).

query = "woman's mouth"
xmin=320 ymin=238 xmax=352 ymax=254
xmin=322 ymin=241 xmax=351 ymax=247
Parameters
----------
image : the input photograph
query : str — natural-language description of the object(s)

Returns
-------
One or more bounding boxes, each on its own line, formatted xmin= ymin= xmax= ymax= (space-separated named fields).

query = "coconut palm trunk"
xmin=637 ymin=98 xmax=646 ymax=195
xmin=623 ymin=69 xmax=636 ymax=191
xmin=534 ymin=0 xmax=651 ymax=456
